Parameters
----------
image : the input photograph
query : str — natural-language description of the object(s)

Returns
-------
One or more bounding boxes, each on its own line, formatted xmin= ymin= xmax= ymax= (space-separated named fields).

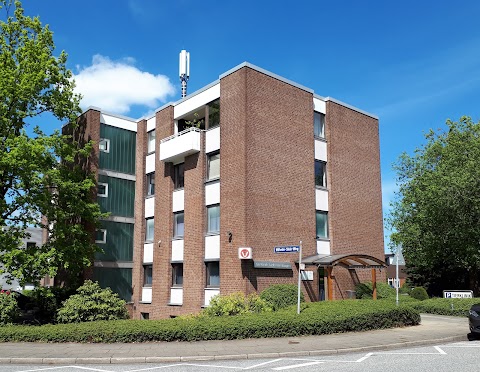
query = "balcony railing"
xmin=159 ymin=127 xmax=202 ymax=163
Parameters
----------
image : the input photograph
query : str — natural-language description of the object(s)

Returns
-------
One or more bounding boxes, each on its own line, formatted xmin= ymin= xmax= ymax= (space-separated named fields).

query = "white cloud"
xmin=74 ymin=55 xmax=176 ymax=115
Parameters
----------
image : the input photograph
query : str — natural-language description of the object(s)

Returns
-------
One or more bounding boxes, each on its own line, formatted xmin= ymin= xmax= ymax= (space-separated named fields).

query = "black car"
xmin=468 ymin=304 xmax=480 ymax=338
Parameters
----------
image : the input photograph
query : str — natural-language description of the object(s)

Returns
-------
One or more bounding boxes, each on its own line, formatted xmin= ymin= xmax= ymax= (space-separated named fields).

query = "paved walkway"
xmin=0 ymin=314 xmax=470 ymax=364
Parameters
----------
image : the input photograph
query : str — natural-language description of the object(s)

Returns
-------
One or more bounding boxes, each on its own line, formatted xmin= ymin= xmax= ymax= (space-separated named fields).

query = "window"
xmin=97 ymin=182 xmax=108 ymax=197
xmin=99 ymin=138 xmax=110 ymax=153
xmin=146 ymin=173 xmax=155 ymax=196
xmin=147 ymin=130 xmax=156 ymax=153
xmin=26 ymin=242 xmax=36 ymax=249
xmin=315 ymin=161 xmax=326 ymax=188
xmin=143 ymin=265 xmax=152 ymax=287
xmin=314 ymin=112 xmax=325 ymax=138
xmin=141 ymin=312 xmax=149 ymax=320
xmin=145 ymin=218 xmax=154 ymax=241
xmin=207 ymin=205 xmax=220 ymax=233
xmin=208 ymin=99 xmax=220 ymax=128
xmin=172 ymin=263 xmax=183 ymax=287
xmin=316 ymin=211 xmax=328 ymax=239
xmin=173 ymin=212 xmax=184 ymax=238
xmin=206 ymin=261 xmax=220 ymax=287
xmin=95 ymin=229 xmax=107 ymax=244
xmin=207 ymin=152 xmax=220 ymax=180
xmin=174 ymin=163 xmax=184 ymax=189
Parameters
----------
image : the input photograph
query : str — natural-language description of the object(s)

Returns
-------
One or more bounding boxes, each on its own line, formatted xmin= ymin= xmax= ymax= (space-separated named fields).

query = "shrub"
xmin=0 ymin=290 xmax=20 ymax=325
xmin=0 ymin=300 xmax=421 ymax=343
xmin=399 ymin=281 xmax=412 ymax=295
xmin=202 ymin=292 xmax=271 ymax=316
xmin=260 ymin=284 xmax=304 ymax=311
xmin=56 ymin=280 xmax=129 ymax=323
xmin=22 ymin=287 xmax=76 ymax=324
xmin=410 ymin=298 xmax=479 ymax=316
xmin=355 ymin=282 xmax=396 ymax=299
xmin=410 ymin=287 xmax=429 ymax=301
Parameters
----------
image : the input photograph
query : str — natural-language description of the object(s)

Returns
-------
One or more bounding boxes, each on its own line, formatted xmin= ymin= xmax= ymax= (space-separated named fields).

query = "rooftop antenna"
xmin=179 ymin=50 xmax=190 ymax=98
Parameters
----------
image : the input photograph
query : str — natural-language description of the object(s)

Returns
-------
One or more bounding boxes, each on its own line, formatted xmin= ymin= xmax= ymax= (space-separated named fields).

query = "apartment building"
xmin=79 ymin=62 xmax=385 ymax=318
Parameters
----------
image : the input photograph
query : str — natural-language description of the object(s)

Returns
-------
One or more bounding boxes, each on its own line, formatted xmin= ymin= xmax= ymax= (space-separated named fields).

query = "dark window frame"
xmin=143 ymin=264 xmax=152 ymax=287
xmin=315 ymin=160 xmax=327 ymax=188
xmin=207 ymin=204 xmax=220 ymax=234
xmin=145 ymin=218 xmax=154 ymax=242
xmin=206 ymin=261 xmax=220 ymax=288
xmin=174 ymin=163 xmax=185 ymax=189
xmin=173 ymin=211 xmax=185 ymax=238
xmin=314 ymin=112 xmax=325 ymax=138
xmin=146 ymin=172 xmax=155 ymax=196
xmin=207 ymin=151 xmax=220 ymax=181
xmin=147 ymin=130 xmax=156 ymax=154
xmin=316 ymin=211 xmax=329 ymax=239
xmin=171 ymin=263 xmax=183 ymax=287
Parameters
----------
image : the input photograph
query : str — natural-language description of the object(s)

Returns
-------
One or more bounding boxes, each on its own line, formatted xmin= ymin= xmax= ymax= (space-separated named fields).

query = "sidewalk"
xmin=0 ymin=314 xmax=470 ymax=365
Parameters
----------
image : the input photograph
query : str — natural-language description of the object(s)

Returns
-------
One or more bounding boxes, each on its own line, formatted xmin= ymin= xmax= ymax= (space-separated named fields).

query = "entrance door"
xmin=318 ymin=267 xmax=326 ymax=301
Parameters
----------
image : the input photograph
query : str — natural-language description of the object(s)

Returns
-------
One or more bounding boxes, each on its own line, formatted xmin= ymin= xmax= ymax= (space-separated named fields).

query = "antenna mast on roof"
xmin=179 ymin=50 xmax=190 ymax=98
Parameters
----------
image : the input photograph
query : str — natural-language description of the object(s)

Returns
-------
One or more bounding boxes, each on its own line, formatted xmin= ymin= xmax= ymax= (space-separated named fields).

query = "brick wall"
xmin=221 ymin=67 xmax=317 ymax=300
xmin=131 ymin=119 xmax=146 ymax=317
xmin=326 ymin=101 xmax=385 ymax=298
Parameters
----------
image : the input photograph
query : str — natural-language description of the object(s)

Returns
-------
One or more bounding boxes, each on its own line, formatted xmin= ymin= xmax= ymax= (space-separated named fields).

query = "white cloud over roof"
xmin=74 ymin=55 xmax=176 ymax=115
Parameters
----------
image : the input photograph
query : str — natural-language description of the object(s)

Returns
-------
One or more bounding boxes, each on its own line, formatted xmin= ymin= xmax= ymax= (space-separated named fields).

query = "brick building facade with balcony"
xmin=79 ymin=62 xmax=385 ymax=319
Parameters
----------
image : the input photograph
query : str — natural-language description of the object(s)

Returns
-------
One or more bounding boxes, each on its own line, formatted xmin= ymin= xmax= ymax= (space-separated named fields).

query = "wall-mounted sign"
xmin=301 ymin=271 xmax=314 ymax=281
xmin=238 ymin=247 xmax=252 ymax=260
xmin=443 ymin=290 xmax=473 ymax=298
xmin=254 ymin=261 xmax=292 ymax=270
xmin=274 ymin=245 xmax=300 ymax=253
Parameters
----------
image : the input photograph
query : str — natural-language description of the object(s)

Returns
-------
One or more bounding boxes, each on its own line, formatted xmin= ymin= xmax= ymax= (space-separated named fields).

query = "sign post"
xmin=297 ymin=240 xmax=302 ymax=315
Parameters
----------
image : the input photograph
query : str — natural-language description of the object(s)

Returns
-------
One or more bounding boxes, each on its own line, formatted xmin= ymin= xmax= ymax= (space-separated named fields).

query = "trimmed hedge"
xmin=0 ymin=300 xmax=420 ymax=343
xmin=410 ymin=287 xmax=429 ymax=301
xmin=355 ymin=282 xmax=396 ymax=299
xmin=410 ymin=298 xmax=480 ymax=316
xmin=260 ymin=284 xmax=304 ymax=310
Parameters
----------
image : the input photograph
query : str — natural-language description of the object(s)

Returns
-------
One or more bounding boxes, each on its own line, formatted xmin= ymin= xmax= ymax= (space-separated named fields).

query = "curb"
xmin=0 ymin=335 xmax=468 ymax=365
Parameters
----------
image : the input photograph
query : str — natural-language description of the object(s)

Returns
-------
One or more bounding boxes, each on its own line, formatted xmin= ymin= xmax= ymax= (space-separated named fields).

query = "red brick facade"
xmin=125 ymin=65 xmax=384 ymax=319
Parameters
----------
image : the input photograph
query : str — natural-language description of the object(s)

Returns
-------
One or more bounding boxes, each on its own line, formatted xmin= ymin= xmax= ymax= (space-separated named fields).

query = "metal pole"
xmin=297 ymin=240 xmax=302 ymax=315
xmin=396 ymin=247 xmax=399 ymax=306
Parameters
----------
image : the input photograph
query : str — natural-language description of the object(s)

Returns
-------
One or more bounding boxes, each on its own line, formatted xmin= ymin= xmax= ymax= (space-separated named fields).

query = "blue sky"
xmin=14 ymin=0 xmax=480 ymax=251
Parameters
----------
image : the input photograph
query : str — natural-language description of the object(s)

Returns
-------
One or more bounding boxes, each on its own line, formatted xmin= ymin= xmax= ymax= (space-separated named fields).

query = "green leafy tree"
xmin=388 ymin=116 xmax=480 ymax=296
xmin=0 ymin=0 xmax=103 ymax=287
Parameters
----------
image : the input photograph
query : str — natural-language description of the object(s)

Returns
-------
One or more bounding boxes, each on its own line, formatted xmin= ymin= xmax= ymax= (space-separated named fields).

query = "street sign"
xmin=443 ymin=290 xmax=473 ymax=299
xmin=238 ymin=247 xmax=252 ymax=260
xmin=254 ymin=261 xmax=291 ymax=270
xmin=274 ymin=245 xmax=300 ymax=253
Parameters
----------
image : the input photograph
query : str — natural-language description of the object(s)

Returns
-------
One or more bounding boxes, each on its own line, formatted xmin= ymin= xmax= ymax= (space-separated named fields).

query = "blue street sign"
xmin=274 ymin=245 xmax=300 ymax=253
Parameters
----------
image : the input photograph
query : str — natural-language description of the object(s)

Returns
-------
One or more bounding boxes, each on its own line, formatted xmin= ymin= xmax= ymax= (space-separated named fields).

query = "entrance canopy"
xmin=301 ymin=254 xmax=386 ymax=269
xmin=299 ymin=254 xmax=386 ymax=300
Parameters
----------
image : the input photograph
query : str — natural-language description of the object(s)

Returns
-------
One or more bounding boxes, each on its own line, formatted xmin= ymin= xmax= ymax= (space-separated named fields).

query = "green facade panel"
xmin=98 ymin=175 xmax=135 ymax=217
xmin=95 ymin=220 xmax=134 ymax=261
xmin=93 ymin=267 xmax=132 ymax=301
xmin=99 ymin=124 xmax=136 ymax=174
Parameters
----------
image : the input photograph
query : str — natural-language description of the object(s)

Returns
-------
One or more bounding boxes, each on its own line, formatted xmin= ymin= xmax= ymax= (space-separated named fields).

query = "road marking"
xmin=127 ymin=364 xmax=190 ymax=371
xmin=356 ymin=352 xmax=373 ymax=362
xmin=272 ymin=361 xmax=324 ymax=370
xmin=244 ymin=359 xmax=283 ymax=369
xmin=18 ymin=367 xmax=111 ymax=372
xmin=434 ymin=346 xmax=446 ymax=354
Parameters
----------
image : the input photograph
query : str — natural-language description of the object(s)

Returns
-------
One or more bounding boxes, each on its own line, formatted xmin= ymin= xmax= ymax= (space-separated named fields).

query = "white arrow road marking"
xmin=272 ymin=361 xmax=324 ymax=370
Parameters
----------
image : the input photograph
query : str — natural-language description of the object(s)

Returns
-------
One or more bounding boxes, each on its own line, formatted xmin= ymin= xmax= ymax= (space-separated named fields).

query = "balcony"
xmin=159 ymin=127 xmax=201 ymax=163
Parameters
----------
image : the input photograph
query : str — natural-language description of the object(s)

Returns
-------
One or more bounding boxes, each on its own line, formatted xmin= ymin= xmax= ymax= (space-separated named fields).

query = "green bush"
xmin=355 ymin=282 xmax=396 ymax=299
xmin=260 ymin=284 xmax=304 ymax=310
xmin=410 ymin=287 xmax=429 ymax=301
xmin=22 ymin=287 xmax=76 ymax=324
xmin=0 ymin=300 xmax=420 ymax=343
xmin=202 ymin=292 xmax=271 ymax=316
xmin=0 ymin=290 xmax=20 ymax=325
xmin=399 ymin=282 xmax=412 ymax=295
xmin=410 ymin=298 xmax=479 ymax=316
xmin=56 ymin=280 xmax=129 ymax=323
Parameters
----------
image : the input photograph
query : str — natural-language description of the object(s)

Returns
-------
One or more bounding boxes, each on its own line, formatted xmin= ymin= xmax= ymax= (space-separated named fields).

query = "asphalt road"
xmin=1 ymin=340 xmax=479 ymax=372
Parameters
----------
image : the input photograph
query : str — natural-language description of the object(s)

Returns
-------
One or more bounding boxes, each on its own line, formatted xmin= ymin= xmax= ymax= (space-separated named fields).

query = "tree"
xmin=388 ymin=116 xmax=480 ymax=296
xmin=0 ymin=0 xmax=103 ymax=287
